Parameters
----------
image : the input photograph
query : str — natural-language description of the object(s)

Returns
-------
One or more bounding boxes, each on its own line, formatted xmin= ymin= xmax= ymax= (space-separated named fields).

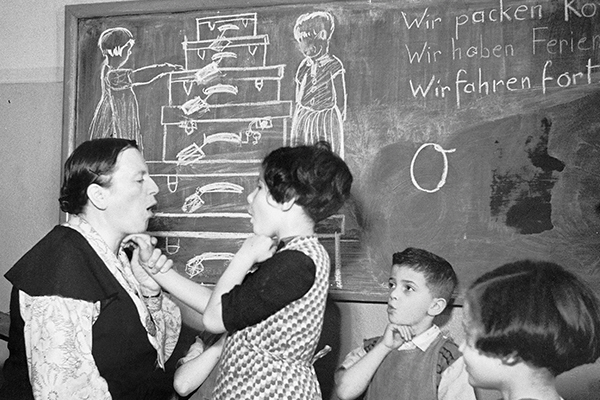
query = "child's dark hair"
xmin=392 ymin=247 xmax=457 ymax=303
xmin=262 ymin=141 xmax=352 ymax=223
xmin=465 ymin=260 xmax=600 ymax=376
xmin=59 ymin=138 xmax=138 ymax=215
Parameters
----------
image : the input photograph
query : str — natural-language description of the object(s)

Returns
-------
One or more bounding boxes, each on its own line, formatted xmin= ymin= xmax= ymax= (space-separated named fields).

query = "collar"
xmin=277 ymin=235 xmax=317 ymax=249
xmin=397 ymin=325 xmax=441 ymax=352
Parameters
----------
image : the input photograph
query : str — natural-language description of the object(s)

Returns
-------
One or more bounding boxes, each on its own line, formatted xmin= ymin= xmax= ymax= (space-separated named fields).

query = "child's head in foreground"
xmin=461 ymin=260 xmax=600 ymax=391
xmin=261 ymin=141 xmax=352 ymax=224
xmin=387 ymin=248 xmax=458 ymax=333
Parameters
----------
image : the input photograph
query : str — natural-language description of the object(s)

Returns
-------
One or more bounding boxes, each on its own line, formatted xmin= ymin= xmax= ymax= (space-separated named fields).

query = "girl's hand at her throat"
xmin=123 ymin=233 xmax=173 ymax=294
xmin=238 ymin=234 xmax=278 ymax=268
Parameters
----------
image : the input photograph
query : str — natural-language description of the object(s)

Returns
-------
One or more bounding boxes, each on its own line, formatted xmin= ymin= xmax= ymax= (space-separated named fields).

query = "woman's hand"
xmin=123 ymin=234 xmax=173 ymax=294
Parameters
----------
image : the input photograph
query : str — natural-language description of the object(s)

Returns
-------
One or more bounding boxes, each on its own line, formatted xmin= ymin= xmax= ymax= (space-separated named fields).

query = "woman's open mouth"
xmin=147 ymin=203 xmax=157 ymax=217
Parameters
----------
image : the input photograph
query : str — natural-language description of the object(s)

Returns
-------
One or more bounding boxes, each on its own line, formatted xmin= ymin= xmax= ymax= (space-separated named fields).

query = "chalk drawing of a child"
xmin=89 ymin=27 xmax=182 ymax=152
xmin=291 ymin=11 xmax=347 ymax=159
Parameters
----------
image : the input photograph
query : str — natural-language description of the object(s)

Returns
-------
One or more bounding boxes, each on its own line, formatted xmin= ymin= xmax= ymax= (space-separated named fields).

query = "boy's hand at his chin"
xmin=381 ymin=323 xmax=414 ymax=350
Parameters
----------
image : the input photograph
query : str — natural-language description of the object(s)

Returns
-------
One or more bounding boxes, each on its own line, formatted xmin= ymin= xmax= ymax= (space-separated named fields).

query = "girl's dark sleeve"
xmin=221 ymin=250 xmax=316 ymax=333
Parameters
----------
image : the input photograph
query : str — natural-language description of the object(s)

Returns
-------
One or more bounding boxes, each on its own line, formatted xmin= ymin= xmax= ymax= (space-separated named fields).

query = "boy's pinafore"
xmin=213 ymin=236 xmax=330 ymax=400
xmin=365 ymin=334 xmax=460 ymax=400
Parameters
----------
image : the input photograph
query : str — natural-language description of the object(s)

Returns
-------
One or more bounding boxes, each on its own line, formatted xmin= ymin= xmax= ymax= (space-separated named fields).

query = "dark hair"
xmin=465 ymin=260 xmax=600 ymax=376
xmin=59 ymin=139 xmax=138 ymax=214
xmin=392 ymin=247 xmax=457 ymax=302
xmin=262 ymin=141 xmax=352 ymax=223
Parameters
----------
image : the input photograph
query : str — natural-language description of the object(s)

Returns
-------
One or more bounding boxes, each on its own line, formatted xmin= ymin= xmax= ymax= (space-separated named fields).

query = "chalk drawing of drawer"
xmin=184 ymin=35 xmax=269 ymax=69
xmin=151 ymin=235 xmax=247 ymax=283
xmin=149 ymin=212 xmax=253 ymax=235
xmin=162 ymin=100 xmax=292 ymax=125
xmin=152 ymin=173 xmax=257 ymax=214
xmin=195 ymin=13 xmax=258 ymax=42
xmin=160 ymin=120 xmax=286 ymax=163
xmin=148 ymin=215 xmax=347 ymax=284
xmin=169 ymin=66 xmax=286 ymax=106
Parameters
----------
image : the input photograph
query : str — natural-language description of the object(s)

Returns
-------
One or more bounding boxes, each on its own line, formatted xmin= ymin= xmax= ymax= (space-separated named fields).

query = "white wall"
xmin=0 ymin=0 xmax=134 ymax=373
xmin=0 ymin=0 xmax=127 ymax=84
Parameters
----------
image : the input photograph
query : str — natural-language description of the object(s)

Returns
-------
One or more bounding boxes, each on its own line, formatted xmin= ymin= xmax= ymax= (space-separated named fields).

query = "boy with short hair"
xmin=335 ymin=247 xmax=477 ymax=400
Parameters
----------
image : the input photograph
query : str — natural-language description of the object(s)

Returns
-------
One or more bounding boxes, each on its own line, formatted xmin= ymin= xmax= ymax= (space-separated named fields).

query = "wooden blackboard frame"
xmin=63 ymin=0 xmax=600 ymax=304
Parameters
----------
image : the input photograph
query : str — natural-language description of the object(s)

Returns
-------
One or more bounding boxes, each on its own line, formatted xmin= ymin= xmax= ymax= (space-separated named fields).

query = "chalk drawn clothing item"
xmin=340 ymin=325 xmax=477 ymax=400
xmin=1 ymin=216 xmax=180 ymax=400
xmin=89 ymin=64 xmax=143 ymax=151
xmin=291 ymin=54 xmax=345 ymax=157
xmin=212 ymin=236 xmax=330 ymax=400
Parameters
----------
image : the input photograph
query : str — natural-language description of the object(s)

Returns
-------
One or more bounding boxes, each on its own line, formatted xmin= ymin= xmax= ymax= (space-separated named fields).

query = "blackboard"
xmin=64 ymin=0 xmax=600 ymax=302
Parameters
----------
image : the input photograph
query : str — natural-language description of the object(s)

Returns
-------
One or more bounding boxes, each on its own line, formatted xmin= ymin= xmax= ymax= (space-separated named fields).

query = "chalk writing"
xmin=532 ymin=27 xmax=600 ymax=55
xmin=402 ymin=0 xmax=600 ymax=108
xmin=564 ymin=0 xmax=600 ymax=21
xmin=454 ymin=1 xmax=543 ymax=40
xmin=451 ymin=36 xmax=515 ymax=60
xmin=401 ymin=8 xmax=441 ymax=30
xmin=405 ymin=43 xmax=442 ymax=64
xmin=542 ymin=58 xmax=600 ymax=93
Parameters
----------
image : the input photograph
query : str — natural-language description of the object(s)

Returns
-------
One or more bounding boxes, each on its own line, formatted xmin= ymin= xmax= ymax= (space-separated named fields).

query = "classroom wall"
xmin=0 ymin=82 xmax=63 ymax=365
xmin=0 ymin=0 xmax=131 ymax=375
xmin=0 ymin=1 xmax=598 ymax=399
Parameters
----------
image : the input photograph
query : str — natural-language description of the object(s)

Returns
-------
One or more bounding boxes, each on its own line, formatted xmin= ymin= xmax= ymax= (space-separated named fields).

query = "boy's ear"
xmin=87 ymin=183 xmax=108 ymax=211
xmin=427 ymin=297 xmax=447 ymax=317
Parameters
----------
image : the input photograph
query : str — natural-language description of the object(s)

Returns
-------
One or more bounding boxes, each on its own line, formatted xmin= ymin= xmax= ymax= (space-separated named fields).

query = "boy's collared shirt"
xmin=340 ymin=325 xmax=477 ymax=400
xmin=341 ymin=325 xmax=441 ymax=369
xmin=398 ymin=324 xmax=441 ymax=351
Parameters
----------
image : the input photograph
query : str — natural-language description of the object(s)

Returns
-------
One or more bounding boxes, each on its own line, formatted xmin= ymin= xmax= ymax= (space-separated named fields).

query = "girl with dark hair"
xmin=141 ymin=141 xmax=353 ymax=399
xmin=460 ymin=260 xmax=600 ymax=400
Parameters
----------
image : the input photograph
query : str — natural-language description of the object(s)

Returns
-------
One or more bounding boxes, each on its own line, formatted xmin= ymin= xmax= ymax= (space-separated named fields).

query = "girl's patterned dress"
xmin=212 ymin=236 xmax=330 ymax=400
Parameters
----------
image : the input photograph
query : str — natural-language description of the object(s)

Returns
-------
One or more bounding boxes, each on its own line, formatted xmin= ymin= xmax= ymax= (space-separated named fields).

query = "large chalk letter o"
xmin=410 ymin=143 xmax=456 ymax=193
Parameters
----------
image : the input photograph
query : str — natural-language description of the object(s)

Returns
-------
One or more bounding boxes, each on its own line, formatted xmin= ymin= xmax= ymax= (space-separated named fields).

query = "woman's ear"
xmin=86 ymin=183 xmax=108 ymax=211
xmin=427 ymin=297 xmax=447 ymax=317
